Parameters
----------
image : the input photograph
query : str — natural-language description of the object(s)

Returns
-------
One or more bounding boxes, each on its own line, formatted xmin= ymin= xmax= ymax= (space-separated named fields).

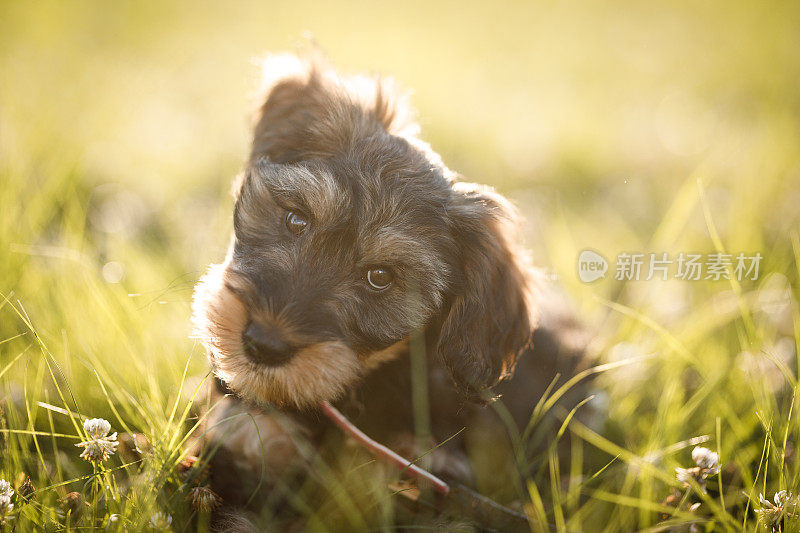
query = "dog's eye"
xmin=366 ymin=267 xmax=393 ymax=291
xmin=285 ymin=211 xmax=309 ymax=235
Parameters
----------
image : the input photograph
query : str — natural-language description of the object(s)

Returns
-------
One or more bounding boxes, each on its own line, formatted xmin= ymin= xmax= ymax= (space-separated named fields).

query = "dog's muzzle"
xmin=242 ymin=321 xmax=294 ymax=366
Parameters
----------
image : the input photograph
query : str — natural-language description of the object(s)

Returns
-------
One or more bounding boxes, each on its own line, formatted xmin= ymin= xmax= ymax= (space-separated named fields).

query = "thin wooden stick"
xmin=319 ymin=401 xmax=450 ymax=495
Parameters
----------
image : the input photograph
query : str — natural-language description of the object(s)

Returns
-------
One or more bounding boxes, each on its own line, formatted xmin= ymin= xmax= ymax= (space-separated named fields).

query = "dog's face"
xmin=192 ymin=58 xmax=535 ymax=409
xmin=193 ymin=150 xmax=535 ymax=409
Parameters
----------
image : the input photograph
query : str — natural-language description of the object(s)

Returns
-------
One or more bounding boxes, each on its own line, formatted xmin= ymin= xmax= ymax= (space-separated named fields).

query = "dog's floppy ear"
xmin=438 ymin=182 xmax=536 ymax=402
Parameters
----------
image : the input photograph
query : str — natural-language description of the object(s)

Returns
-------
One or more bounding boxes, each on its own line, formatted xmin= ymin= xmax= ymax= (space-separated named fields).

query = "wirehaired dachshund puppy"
xmin=190 ymin=53 xmax=590 ymax=530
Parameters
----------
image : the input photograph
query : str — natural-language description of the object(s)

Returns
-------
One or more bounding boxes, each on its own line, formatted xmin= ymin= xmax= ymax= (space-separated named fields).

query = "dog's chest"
xmin=335 ymin=356 xmax=474 ymax=450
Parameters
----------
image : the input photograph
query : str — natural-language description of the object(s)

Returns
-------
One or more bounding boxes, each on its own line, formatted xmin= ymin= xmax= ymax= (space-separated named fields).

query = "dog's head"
xmin=192 ymin=56 xmax=536 ymax=409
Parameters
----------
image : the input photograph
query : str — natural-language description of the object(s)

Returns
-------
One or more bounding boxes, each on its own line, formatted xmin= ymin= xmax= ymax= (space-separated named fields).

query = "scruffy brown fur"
xmin=191 ymin=53 xmax=591 ymax=530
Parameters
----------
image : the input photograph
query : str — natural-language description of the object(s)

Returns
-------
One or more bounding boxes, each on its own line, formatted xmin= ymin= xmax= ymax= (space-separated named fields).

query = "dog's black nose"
xmin=242 ymin=322 xmax=293 ymax=366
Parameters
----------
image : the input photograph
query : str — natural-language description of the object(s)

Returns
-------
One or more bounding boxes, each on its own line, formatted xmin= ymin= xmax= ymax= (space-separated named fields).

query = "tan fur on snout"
xmin=192 ymin=262 xmax=366 ymax=409
xmin=192 ymin=262 xmax=249 ymax=362
xmin=229 ymin=340 xmax=362 ymax=409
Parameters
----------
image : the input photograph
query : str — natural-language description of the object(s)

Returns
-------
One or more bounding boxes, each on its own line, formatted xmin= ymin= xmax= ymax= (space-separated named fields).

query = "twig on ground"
xmin=319 ymin=401 xmax=450 ymax=495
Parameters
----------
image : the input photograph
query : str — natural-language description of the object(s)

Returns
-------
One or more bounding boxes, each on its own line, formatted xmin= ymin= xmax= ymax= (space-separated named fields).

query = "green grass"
xmin=1 ymin=1 xmax=800 ymax=531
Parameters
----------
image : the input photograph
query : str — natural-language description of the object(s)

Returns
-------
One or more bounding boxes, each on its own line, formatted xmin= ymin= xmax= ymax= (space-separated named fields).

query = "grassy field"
xmin=1 ymin=1 xmax=800 ymax=531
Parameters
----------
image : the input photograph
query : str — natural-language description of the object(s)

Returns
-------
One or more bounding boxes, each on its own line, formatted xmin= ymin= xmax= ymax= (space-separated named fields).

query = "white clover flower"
xmin=757 ymin=490 xmax=797 ymax=530
xmin=0 ymin=495 xmax=13 ymax=516
xmin=84 ymin=418 xmax=112 ymax=438
xmin=0 ymin=480 xmax=12 ymax=498
xmin=149 ymin=511 xmax=173 ymax=530
xmin=675 ymin=446 xmax=722 ymax=492
xmin=75 ymin=417 xmax=118 ymax=462
xmin=675 ymin=467 xmax=696 ymax=485
xmin=691 ymin=447 xmax=719 ymax=471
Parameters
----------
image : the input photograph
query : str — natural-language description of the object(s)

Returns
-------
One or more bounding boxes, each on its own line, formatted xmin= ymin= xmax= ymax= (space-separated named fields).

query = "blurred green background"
xmin=1 ymin=1 xmax=800 ymax=530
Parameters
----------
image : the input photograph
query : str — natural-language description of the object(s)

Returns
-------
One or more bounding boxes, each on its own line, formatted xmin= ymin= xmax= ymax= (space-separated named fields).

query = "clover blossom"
xmin=75 ymin=418 xmax=119 ymax=462
xmin=0 ymin=495 xmax=12 ymax=516
xmin=0 ymin=480 xmax=12 ymax=499
xmin=675 ymin=446 xmax=721 ymax=492
xmin=756 ymin=490 xmax=797 ymax=531
xmin=149 ymin=511 xmax=173 ymax=530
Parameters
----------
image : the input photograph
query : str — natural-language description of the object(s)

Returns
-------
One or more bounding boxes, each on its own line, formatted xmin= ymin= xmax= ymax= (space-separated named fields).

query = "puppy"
xmin=190 ymin=53 xmax=590 ymax=529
